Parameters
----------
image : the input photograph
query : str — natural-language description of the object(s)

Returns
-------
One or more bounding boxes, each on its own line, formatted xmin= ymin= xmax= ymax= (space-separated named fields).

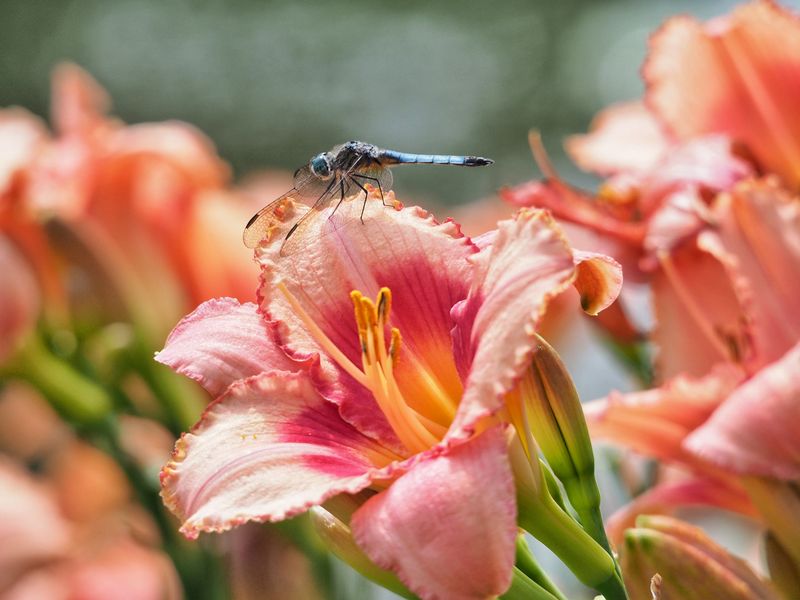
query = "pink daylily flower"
xmin=157 ymin=197 xmax=621 ymax=599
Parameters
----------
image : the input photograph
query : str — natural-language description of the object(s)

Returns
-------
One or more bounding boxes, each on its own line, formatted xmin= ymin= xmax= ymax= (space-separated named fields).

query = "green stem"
xmin=515 ymin=534 xmax=568 ymax=600
xmin=501 ymin=567 xmax=561 ymax=600
xmin=6 ymin=332 xmax=113 ymax=424
xmin=519 ymin=494 xmax=628 ymax=600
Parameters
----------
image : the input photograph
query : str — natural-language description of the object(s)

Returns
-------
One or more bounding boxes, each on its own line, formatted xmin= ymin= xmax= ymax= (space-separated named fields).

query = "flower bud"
xmin=508 ymin=333 xmax=609 ymax=551
xmin=621 ymin=515 xmax=779 ymax=599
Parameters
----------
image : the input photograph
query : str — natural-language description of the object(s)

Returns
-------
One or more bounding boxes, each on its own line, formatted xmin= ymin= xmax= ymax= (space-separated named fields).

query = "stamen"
xmin=280 ymin=282 xmax=444 ymax=454
xmin=278 ymin=282 xmax=369 ymax=388
xmin=352 ymin=289 xmax=440 ymax=454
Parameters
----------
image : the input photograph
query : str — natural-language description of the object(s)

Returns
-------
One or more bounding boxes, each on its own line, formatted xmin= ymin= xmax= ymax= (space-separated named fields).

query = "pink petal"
xmin=0 ymin=108 xmax=48 ymax=196
xmin=565 ymin=101 xmax=670 ymax=176
xmin=604 ymin=478 xmax=755 ymax=547
xmin=0 ymin=460 xmax=70 ymax=590
xmin=584 ymin=364 xmax=744 ymax=466
xmin=644 ymin=2 xmax=800 ymax=188
xmin=633 ymin=135 xmax=753 ymax=217
xmin=257 ymin=199 xmax=476 ymax=447
xmin=706 ymin=179 xmax=800 ymax=369
xmin=686 ymin=342 xmax=800 ymax=480
xmin=51 ymin=63 xmax=110 ymax=138
xmin=67 ymin=537 xmax=181 ymax=600
xmin=161 ymin=372 xmax=397 ymax=538
xmin=104 ymin=122 xmax=228 ymax=192
xmin=651 ymin=239 xmax=752 ymax=379
xmin=351 ymin=427 xmax=516 ymax=600
xmin=155 ymin=298 xmax=299 ymax=397
xmin=451 ymin=209 xmax=621 ymax=438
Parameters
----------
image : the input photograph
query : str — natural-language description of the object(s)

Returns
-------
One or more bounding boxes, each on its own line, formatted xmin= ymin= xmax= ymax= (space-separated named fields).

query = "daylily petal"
xmin=258 ymin=198 xmax=476 ymax=445
xmin=604 ymin=477 xmax=755 ymax=546
xmin=632 ymin=135 xmax=753 ymax=217
xmin=351 ymin=427 xmax=516 ymax=600
xmin=0 ymin=108 xmax=48 ymax=197
xmin=572 ymin=250 xmax=623 ymax=315
xmin=645 ymin=1 xmax=800 ymax=188
xmin=565 ymin=101 xmax=670 ymax=176
xmin=451 ymin=209 xmax=621 ymax=438
xmin=705 ymin=179 xmax=800 ymax=368
xmin=584 ymin=364 xmax=744 ymax=465
xmin=686 ymin=342 xmax=800 ymax=480
xmin=51 ymin=63 xmax=110 ymax=138
xmin=161 ymin=373 xmax=397 ymax=538
xmin=155 ymin=298 xmax=299 ymax=397
xmin=651 ymin=239 xmax=752 ymax=378
xmin=0 ymin=460 xmax=70 ymax=590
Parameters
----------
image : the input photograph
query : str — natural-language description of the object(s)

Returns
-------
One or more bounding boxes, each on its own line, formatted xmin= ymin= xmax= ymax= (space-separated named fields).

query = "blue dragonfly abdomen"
xmin=378 ymin=151 xmax=493 ymax=167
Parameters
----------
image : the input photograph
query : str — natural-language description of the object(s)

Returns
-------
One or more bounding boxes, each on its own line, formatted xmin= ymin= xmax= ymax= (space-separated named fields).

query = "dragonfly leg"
xmin=351 ymin=173 xmax=386 ymax=206
xmin=328 ymin=179 xmax=347 ymax=221
xmin=349 ymin=176 xmax=371 ymax=224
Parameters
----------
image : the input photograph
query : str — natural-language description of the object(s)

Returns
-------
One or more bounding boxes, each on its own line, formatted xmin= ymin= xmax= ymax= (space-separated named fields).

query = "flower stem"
xmin=501 ymin=567 xmax=561 ymax=600
xmin=515 ymin=534 xmax=568 ymax=600
xmin=6 ymin=331 xmax=113 ymax=424
xmin=519 ymin=494 xmax=628 ymax=600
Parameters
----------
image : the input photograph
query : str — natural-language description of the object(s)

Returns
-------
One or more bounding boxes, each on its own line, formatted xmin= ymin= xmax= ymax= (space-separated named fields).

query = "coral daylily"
xmin=586 ymin=179 xmax=800 ymax=535
xmin=645 ymin=0 xmax=800 ymax=190
xmin=157 ymin=196 xmax=621 ymax=599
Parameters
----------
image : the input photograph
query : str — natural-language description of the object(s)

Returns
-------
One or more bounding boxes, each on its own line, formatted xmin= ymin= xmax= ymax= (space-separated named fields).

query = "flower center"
xmin=277 ymin=283 xmax=446 ymax=455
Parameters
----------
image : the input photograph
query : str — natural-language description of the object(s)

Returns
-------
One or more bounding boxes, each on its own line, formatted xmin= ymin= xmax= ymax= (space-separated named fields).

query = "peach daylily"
xmin=0 ymin=458 xmax=180 ymax=600
xmin=585 ymin=179 xmax=800 ymax=534
xmin=156 ymin=196 xmax=621 ymax=599
xmin=1 ymin=64 xmax=261 ymax=340
xmin=645 ymin=0 xmax=800 ymax=190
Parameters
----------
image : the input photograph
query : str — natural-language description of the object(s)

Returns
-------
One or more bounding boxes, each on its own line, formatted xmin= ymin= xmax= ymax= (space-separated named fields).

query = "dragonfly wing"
xmin=351 ymin=164 xmax=393 ymax=201
xmin=278 ymin=177 xmax=340 ymax=257
xmin=242 ymin=187 xmax=300 ymax=249
xmin=293 ymin=165 xmax=331 ymax=202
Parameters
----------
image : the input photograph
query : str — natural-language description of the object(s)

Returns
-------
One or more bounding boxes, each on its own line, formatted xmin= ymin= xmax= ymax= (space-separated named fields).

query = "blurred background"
xmin=0 ymin=0 xmax=777 ymax=204
xmin=2 ymin=1 xmax=794 ymax=599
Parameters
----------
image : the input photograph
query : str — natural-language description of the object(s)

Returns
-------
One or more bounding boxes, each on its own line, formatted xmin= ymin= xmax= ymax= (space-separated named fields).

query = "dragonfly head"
xmin=309 ymin=152 xmax=334 ymax=180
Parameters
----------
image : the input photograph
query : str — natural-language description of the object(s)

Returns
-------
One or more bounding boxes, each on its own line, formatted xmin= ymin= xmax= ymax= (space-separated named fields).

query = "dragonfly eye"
xmin=309 ymin=153 xmax=332 ymax=179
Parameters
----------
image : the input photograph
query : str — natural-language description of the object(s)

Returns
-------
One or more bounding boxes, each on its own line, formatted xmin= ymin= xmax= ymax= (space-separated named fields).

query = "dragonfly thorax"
xmin=309 ymin=153 xmax=334 ymax=180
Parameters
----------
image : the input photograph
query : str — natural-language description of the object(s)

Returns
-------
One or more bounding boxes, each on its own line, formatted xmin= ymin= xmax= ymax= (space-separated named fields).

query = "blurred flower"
xmin=620 ymin=515 xmax=779 ymax=600
xmin=644 ymin=1 xmax=800 ymax=190
xmin=0 ymin=457 xmax=180 ymax=600
xmin=157 ymin=196 xmax=622 ymax=599
xmin=0 ymin=238 xmax=39 ymax=361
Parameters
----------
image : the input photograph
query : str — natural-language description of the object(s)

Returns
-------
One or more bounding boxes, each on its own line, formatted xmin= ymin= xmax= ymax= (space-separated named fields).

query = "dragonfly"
xmin=242 ymin=140 xmax=493 ymax=254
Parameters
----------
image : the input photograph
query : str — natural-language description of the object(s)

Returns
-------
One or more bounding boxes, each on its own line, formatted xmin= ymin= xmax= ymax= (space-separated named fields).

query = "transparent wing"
xmin=242 ymin=166 xmax=336 ymax=249
xmin=242 ymin=187 xmax=301 ymax=249
xmin=277 ymin=176 xmax=342 ymax=256
xmin=350 ymin=163 xmax=393 ymax=202
xmin=293 ymin=165 xmax=333 ymax=202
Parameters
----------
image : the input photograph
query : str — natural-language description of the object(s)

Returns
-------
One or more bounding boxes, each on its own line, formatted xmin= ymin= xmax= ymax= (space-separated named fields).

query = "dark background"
xmin=0 ymin=0 xmax=771 ymax=206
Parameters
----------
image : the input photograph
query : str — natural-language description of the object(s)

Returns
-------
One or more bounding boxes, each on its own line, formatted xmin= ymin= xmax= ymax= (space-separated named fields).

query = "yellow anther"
xmin=361 ymin=296 xmax=378 ymax=329
xmin=377 ymin=287 xmax=392 ymax=322
xmin=389 ymin=328 xmax=402 ymax=363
